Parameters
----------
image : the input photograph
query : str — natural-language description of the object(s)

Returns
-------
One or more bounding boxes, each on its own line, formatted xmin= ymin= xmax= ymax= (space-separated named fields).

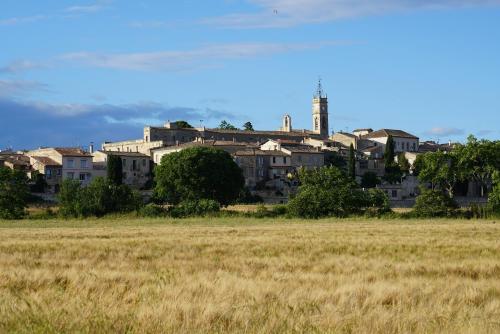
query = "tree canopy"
xmin=0 ymin=167 xmax=29 ymax=219
xmin=175 ymin=120 xmax=193 ymax=128
xmin=154 ymin=147 xmax=245 ymax=206
xmin=242 ymin=122 xmax=254 ymax=131
xmin=348 ymin=144 xmax=356 ymax=179
xmin=218 ymin=120 xmax=238 ymax=130
xmin=107 ymin=155 xmax=123 ymax=185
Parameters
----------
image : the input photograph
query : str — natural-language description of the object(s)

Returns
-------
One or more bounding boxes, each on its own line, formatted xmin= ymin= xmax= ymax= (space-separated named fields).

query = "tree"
xmin=0 ymin=167 xmax=29 ymax=219
xmin=383 ymin=135 xmax=402 ymax=184
xmin=398 ymin=153 xmax=410 ymax=174
xmin=107 ymin=155 xmax=123 ymax=186
xmin=455 ymin=136 xmax=500 ymax=197
xmin=288 ymin=166 xmax=386 ymax=218
xmin=218 ymin=120 xmax=238 ymax=130
xmin=361 ymin=171 xmax=380 ymax=188
xmin=30 ymin=170 xmax=47 ymax=193
xmin=325 ymin=152 xmax=346 ymax=170
xmin=242 ymin=122 xmax=254 ymax=131
xmin=488 ymin=171 xmax=500 ymax=213
xmin=413 ymin=188 xmax=458 ymax=217
xmin=58 ymin=177 xmax=142 ymax=218
xmin=384 ymin=135 xmax=395 ymax=166
xmin=348 ymin=144 xmax=356 ymax=179
xmin=154 ymin=147 xmax=245 ymax=206
xmin=175 ymin=120 xmax=193 ymax=128
xmin=418 ymin=151 xmax=460 ymax=198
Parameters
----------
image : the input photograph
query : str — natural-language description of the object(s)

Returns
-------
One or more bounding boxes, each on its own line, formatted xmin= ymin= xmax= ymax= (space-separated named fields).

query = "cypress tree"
xmin=107 ymin=155 xmax=123 ymax=185
xmin=384 ymin=135 xmax=395 ymax=166
xmin=348 ymin=143 xmax=356 ymax=179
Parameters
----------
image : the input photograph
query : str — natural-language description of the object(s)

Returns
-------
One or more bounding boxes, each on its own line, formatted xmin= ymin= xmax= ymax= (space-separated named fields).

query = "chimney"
xmin=89 ymin=142 xmax=94 ymax=154
xmin=176 ymin=140 xmax=179 ymax=146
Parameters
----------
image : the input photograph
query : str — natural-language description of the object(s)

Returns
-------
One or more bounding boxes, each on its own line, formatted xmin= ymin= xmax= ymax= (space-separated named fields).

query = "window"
xmin=283 ymin=157 xmax=287 ymax=164
xmin=122 ymin=159 xmax=127 ymax=167
xmin=412 ymin=143 xmax=416 ymax=151
xmin=79 ymin=173 xmax=86 ymax=181
xmin=392 ymin=190 xmax=398 ymax=198
xmin=145 ymin=136 xmax=149 ymax=142
xmin=142 ymin=159 xmax=146 ymax=167
xmin=133 ymin=160 xmax=137 ymax=171
xmin=67 ymin=159 xmax=74 ymax=168
xmin=46 ymin=169 xmax=52 ymax=179
xmin=406 ymin=142 xmax=410 ymax=151
xmin=273 ymin=157 xmax=276 ymax=164
xmin=57 ymin=169 xmax=61 ymax=176
xmin=80 ymin=159 xmax=87 ymax=169
xmin=67 ymin=172 xmax=74 ymax=179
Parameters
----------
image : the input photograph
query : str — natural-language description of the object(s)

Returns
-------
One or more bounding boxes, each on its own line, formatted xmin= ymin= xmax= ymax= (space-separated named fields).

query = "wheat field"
xmin=0 ymin=218 xmax=499 ymax=333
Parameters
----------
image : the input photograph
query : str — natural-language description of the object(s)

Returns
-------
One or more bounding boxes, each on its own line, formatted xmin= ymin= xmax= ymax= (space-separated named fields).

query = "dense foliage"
xmin=174 ymin=120 xmax=193 ymax=128
xmin=242 ymin=122 xmax=254 ymax=131
xmin=413 ymin=188 xmax=458 ymax=217
xmin=107 ymin=155 xmax=123 ymax=186
xmin=383 ymin=135 xmax=403 ymax=184
xmin=58 ymin=177 xmax=142 ymax=217
xmin=417 ymin=150 xmax=460 ymax=198
xmin=154 ymin=147 xmax=245 ymax=206
xmin=218 ymin=120 xmax=238 ymax=130
xmin=0 ymin=167 xmax=29 ymax=219
xmin=288 ymin=166 xmax=390 ymax=218
xmin=361 ymin=171 xmax=380 ymax=188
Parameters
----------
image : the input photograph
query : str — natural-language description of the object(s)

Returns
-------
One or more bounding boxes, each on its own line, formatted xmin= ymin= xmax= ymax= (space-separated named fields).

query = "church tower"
xmin=282 ymin=114 xmax=292 ymax=132
xmin=312 ymin=79 xmax=329 ymax=138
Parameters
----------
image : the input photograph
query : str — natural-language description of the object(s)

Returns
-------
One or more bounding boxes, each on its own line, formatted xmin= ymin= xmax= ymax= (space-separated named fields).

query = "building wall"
xmin=369 ymin=137 xmax=419 ymax=153
xmin=102 ymin=139 xmax=164 ymax=157
xmin=93 ymin=151 xmax=151 ymax=189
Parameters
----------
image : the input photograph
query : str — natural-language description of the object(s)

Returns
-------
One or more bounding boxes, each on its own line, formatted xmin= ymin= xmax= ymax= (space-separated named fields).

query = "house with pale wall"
xmin=27 ymin=148 xmax=94 ymax=185
xmin=93 ymin=151 xmax=151 ymax=189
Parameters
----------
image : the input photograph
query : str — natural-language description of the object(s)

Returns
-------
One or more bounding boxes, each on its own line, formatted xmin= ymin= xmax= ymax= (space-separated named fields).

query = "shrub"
xmin=252 ymin=204 xmax=287 ymax=218
xmin=364 ymin=188 xmax=391 ymax=216
xmin=138 ymin=203 xmax=168 ymax=217
xmin=169 ymin=199 xmax=220 ymax=218
xmin=58 ymin=177 xmax=143 ymax=218
xmin=413 ymin=188 xmax=459 ymax=217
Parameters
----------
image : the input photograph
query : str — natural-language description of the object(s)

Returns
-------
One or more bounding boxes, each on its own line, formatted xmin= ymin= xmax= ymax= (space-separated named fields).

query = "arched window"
xmin=314 ymin=117 xmax=319 ymax=130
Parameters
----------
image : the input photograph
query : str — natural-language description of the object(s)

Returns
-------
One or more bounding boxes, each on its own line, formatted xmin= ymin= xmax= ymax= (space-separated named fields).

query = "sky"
xmin=1 ymin=0 xmax=499 ymax=149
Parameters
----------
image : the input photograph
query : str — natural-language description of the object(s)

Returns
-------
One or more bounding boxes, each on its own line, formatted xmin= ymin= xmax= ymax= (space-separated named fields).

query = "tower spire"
xmin=315 ymin=77 xmax=325 ymax=98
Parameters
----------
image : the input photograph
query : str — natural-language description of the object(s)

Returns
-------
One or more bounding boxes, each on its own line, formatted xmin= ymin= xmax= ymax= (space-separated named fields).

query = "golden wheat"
xmin=0 ymin=218 xmax=499 ymax=333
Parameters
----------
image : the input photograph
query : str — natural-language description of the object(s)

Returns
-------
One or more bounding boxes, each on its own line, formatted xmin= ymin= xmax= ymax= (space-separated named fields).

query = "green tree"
xmin=348 ymin=144 xmax=356 ymax=179
xmin=154 ymin=147 xmax=245 ymax=206
xmin=361 ymin=171 xmax=380 ymax=188
xmin=0 ymin=167 xmax=29 ymax=219
xmin=288 ymin=167 xmax=364 ymax=218
xmin=384 ymin=135 xmax=395 ymax=166
xmin=218 ymin=120 xmax=238 ymax=130
xmin=30 ymin=170 xmax=47 ymax=193
xmin=413 ymin=188 xmax=458 ymax=217
xmin=398 ymin=153 xmax=411 ymax=174
xmin=488 ymin=171 xmax=500 ymax=213
xmin=455 ymin=136 xmax=500 ymax=197
xmin=325 ymin=152 xmax=346 ymax=170
xmin=418 ymin=151 xmax=460 ymax=198
xmin=175 ymin=120 xmax=193 ymax=128
xmin=107 ymin=155 xmax=123 ymax=186
xmin=242 ymin=121 xmax=254 ymax=131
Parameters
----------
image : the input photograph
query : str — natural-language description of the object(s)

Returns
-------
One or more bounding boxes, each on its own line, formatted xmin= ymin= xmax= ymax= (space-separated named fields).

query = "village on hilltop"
xmin=0 ymin=81 xmax=483 ymax=205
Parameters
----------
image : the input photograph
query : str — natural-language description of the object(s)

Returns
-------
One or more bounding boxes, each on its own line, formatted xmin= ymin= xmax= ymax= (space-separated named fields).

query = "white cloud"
xmin=64 ymin=4 xmax=104 ymax=14
xmin=426 ymin=127 xmax=465 ymax=136
xmin=0 ymin=80 xmax=48 ymax=97
xmin=0 ymin=15 xmax=47 ymax=26
xmin=203 ymin=0 xmax=500 ymax=28
xmin=0 ymin=60 xmax=44 ymax=74
xmin=60 ymin=41 xmax=341 ymax=71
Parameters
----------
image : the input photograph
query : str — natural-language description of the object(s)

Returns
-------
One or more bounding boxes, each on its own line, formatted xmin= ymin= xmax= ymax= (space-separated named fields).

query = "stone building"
xmin=92 ymin=151 xmax=152 ymax=189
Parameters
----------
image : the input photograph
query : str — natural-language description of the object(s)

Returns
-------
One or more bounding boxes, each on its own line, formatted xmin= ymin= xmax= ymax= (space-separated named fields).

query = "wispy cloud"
xmin=426 ymin=127 xmax=465 ymax=136
xmin=64 ymin=1 xmax=109 ymax=14
xmin=0 ymin=60 xmax=45 ymax=74
xmin=0 ymin=79 xmax=48 ymax=98
xmin=203 ymin=0 xmax=500 ymax=28
xmin=60 ymin=41 xmax=342 ymax=71
xmin=0 ymin=15 xmax=47 ymax=26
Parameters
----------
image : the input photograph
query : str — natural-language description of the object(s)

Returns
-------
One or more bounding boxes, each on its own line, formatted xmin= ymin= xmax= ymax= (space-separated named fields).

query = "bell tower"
xmin=312 ymin=79 xmax=329 ymax=138
xmin=282 ymin=114 xmax=292 ymax=132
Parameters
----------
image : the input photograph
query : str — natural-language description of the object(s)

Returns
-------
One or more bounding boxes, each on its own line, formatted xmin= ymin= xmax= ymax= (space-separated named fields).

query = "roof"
xmin=281 ymin=145 xmax=323 ymax=154
xmin=99 ymin=150 xmax=149 ymax=158
xmin=361 ymin=129 xmax=418 ymax=140
xmin=152 ymin=140 xmax=256 ymax=152
xmin=332 ymin=132 xmax=357 ymax=139
xmin=234 ymin=149 xmax=288 ymax=157
xmin=362 ymin=146 xmax=383 ymax=152
xmin=31 ymin=156 xmax=61 ymax=166
xmin=54 ymin=148 xmax=92 ymax=157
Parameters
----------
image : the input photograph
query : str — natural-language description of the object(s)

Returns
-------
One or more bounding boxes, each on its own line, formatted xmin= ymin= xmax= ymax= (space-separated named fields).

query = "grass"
xmin=0 ymin=217 xmax=499 ymax=333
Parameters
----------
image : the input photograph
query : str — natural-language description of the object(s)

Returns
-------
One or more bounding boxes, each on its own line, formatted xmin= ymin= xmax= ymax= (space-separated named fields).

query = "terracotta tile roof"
xmin=361 ymin=129 xmax=418 ymax=140
xmin=31 ymin=156 xmax=61 ymax=166
xmin=54 ymin=148 xmax=92 ymax=157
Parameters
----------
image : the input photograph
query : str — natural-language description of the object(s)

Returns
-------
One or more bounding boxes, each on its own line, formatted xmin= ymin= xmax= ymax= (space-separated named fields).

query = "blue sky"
xmin=1 ymin=0 xmax=499 ymax=149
